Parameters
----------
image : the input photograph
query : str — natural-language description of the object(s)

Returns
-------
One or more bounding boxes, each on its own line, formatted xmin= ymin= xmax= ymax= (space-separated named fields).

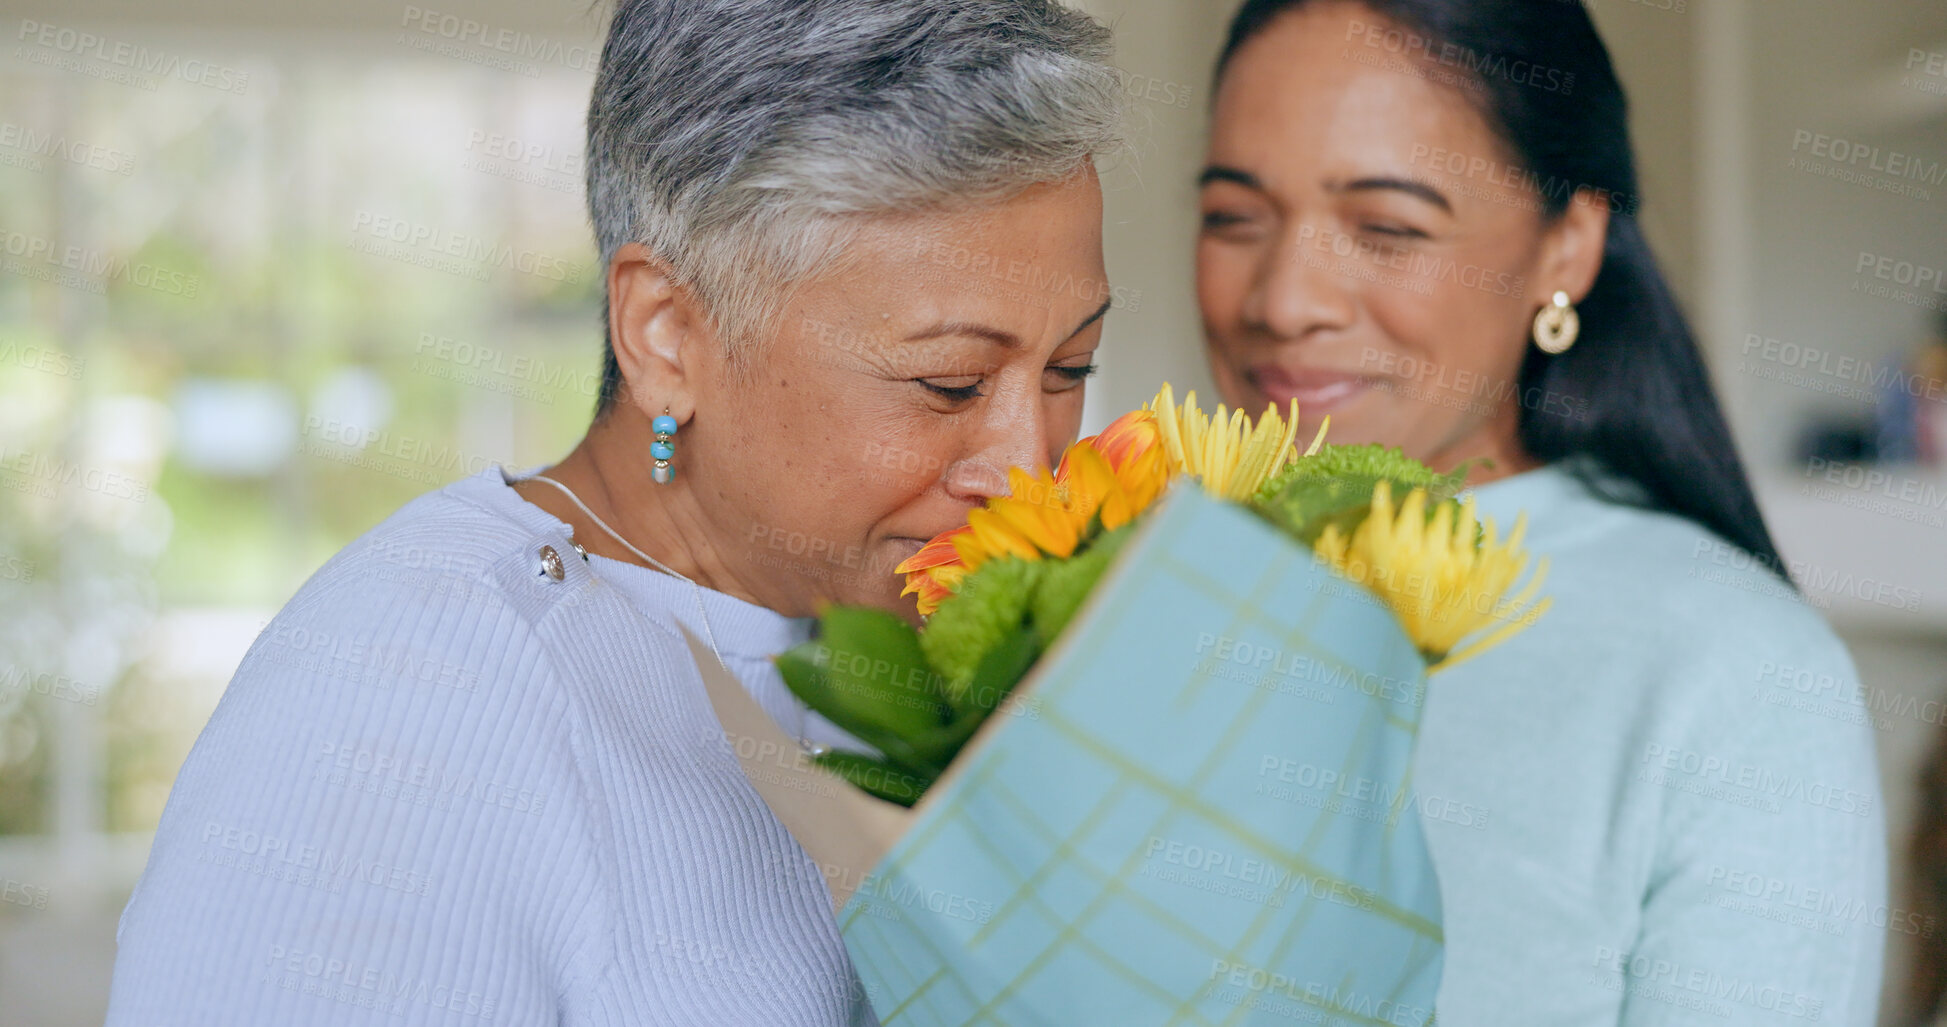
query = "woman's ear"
xmin=607 ymin=242 xmax=712 ymax=423
xmin=1534 ymin=188 xmax=1614 ymax=306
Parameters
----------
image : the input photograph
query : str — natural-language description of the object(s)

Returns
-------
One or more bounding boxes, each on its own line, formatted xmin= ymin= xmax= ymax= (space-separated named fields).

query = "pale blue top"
xmin=106 ymin=466 xmax=879 ymax=1026
xmin=1418 ymin=459 xmax=1887 ymax=1024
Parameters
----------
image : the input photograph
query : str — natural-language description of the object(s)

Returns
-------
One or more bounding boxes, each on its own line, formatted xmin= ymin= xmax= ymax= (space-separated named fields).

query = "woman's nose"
xmin=942 ymin=459 xmax=1011 ymax=503
xmin=942 ymin=393 xmax=1054 ymax=503
xmin=1244 ymin=222 xmax=1360 ymax=341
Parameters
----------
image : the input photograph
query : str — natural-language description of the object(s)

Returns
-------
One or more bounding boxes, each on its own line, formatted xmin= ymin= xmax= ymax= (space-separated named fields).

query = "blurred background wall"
xmin=0 ymin=0 xmax=1942 ymax=1023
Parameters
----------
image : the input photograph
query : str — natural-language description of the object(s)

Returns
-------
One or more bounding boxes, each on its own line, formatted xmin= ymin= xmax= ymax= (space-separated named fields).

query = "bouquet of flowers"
xmin=691 ymin=385 xmax=1549 ymax=1026
xmin=778 ymin=384 xmax=1548 ymax=804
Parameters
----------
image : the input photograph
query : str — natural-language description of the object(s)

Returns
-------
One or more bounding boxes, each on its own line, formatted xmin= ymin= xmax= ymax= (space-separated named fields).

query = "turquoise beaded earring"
xmin=650 ymin=408 xmax=677 ymax=484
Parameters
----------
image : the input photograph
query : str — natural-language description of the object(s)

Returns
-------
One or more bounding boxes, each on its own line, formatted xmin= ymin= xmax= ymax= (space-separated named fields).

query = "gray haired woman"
xmin=105 ymin=2 xmax=1121 ymax=1023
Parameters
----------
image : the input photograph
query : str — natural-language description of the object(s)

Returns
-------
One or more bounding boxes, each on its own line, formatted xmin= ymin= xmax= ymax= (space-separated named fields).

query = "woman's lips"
xmin=887 ymin=537 xmax=929 ymax=565
xmin=1248 ymin=366 xmax=1373 ymax=414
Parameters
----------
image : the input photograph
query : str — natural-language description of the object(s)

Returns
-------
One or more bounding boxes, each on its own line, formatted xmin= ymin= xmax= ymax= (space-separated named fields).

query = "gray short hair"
xmin=585 ymin=0 xmax=1123 ymax=412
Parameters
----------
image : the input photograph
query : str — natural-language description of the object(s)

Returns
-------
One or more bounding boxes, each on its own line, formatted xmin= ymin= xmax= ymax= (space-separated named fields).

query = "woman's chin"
xmin=1299 ymin=403 xmax=1410 ymax=452
xmin=812 ymin=577 xmax=922 ymax=624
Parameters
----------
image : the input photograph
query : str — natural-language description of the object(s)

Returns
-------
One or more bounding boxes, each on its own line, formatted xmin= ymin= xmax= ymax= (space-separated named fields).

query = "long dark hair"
xmin=1902 ymin=722 xmax=1947 ymax=1025
xmin=1219 ymin=0 xmax=1790 ymax=577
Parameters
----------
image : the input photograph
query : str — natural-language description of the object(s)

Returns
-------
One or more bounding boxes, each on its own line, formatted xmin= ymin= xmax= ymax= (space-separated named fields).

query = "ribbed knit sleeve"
xmin=106 ymin=506 xmax=613 ymax=1026
xmin=106 ymin=470 xmax=874 ymax=1027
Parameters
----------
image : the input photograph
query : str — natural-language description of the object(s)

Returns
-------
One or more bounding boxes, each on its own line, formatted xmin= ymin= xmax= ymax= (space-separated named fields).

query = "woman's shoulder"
xmin=266 ymin=470 xmax=669 ymax=658
xmin=1520 ymin=468 xmax=1863 ymax=736
xmin=222 ymin=470 xmax=704 ymax=752
xmin=295 ymin=470 xmax=572 ymax=612
xmin=1522 ymin=465 xmax=1843 ymax=660
xmin=215 ymin=471 xmax=643 ymax=747
xmin=146 ymin=473 xmax=630 ymax=900
xmin=118 ymin=480 xmax=627 ymax=1021
xmin=1461 ymin=464 xmax=1881 ymax=818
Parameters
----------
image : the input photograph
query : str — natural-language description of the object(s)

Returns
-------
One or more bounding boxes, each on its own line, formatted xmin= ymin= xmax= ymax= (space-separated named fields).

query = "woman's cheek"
xmin=1344 ymin=294 xmax=1444 ymax=447
xmin=1196 ymin=243 xmax=1251 ymax=334
xmin=1044 ymin=392 xmax=1088 ymax=457
xmin=837 ymin=429 xmax=955 ymax=518
xmin=1366 ymin=289 xmax=1516 ymax=451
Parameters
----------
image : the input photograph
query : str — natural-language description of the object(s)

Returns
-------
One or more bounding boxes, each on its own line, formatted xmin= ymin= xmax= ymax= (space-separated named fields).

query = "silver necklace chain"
xmin=522 ymin=472 xmax=816 ymax=752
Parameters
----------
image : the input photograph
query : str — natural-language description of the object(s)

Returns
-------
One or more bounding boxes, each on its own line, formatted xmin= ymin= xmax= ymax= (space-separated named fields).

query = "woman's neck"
xmin=1426 ymin=408 xmax=1543 ymax=488
xmin=511 ymin=413 xmax=772 ymax=609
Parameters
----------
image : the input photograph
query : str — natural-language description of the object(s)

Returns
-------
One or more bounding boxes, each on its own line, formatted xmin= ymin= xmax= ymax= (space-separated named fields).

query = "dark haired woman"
xmin=1196 ymin=0 xmax=1885 ymax=1021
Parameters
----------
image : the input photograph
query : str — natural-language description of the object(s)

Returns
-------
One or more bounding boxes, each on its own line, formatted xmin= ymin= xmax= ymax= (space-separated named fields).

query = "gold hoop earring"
xmin=1532 ymin=291 xmax=1580 ymax=355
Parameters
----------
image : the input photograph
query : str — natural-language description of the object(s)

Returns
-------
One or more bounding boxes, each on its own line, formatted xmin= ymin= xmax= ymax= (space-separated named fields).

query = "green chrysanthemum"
xmin=1029 ymin=524 xmax=1134 ymax=647
xmin=917 ymin=556 xmax=1044 ymax=702
xmin=1254 ymin=443 xmax=1468 ymax=545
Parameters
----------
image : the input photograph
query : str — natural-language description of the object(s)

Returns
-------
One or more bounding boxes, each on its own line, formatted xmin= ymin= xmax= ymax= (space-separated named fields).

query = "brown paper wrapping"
xmin=683 ymin=627 xmax=912 ymax=909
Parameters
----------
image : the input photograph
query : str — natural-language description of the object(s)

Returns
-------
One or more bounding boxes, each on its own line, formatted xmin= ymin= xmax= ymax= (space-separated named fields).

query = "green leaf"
xmin=815 ymin=628 xmax=1036 ymax=805
xmin=816 ymin=605 xmax=948 ymax=730
xmin=786 ymin=608 xmax=1047 ymax=806
xmin=775 ymin=606 xmax=950 ymax=771
xmin=902 ymin=706 xmax=994 ymax=771
xmin=812 ymin=750 xmax=931 ymax=807
xmin=774 ymin=650 xmax=940 ymax=778
xmin=871 ymin=629 xmax=1037 ymax=776
xmin=918 ymin=557 xmax=1043 ymax=701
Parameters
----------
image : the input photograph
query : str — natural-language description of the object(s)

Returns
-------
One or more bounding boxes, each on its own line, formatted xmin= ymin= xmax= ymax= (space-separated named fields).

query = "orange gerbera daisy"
xmin=896 ymin=525 xmax=974 ymax=617
xmin=895 ymin=410 xmax=1172 ymax=615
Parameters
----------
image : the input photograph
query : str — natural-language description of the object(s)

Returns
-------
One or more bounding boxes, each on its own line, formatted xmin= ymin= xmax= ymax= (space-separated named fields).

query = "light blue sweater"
xmin=1420 ymin=460 xmax=1887 ymax=1025
xmin=107 ymin=466 xmax=879 ymax=1026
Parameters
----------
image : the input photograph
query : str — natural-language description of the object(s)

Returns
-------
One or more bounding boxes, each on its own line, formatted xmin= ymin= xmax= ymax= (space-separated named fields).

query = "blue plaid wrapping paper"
xmin=839 ymin=487 xmax=1445 ymax=1026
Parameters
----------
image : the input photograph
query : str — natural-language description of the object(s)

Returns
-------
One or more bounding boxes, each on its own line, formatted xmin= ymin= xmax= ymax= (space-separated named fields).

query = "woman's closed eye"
xmin=1045 ymin=361 xmax=1097 ymax=392
xmin=913 ymin=361 xmax=1094 ymax=406
xmin=1200 ymin=209 xmax=1266 ymax=240
xmin=915 ymin=377 xmax=985 ymax=404
xmin=1361 ymin=221 xmax=1430 ymax=241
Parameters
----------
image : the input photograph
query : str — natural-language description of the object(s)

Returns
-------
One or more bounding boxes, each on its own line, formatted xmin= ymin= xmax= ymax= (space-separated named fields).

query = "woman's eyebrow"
xmin=901 ymin=298 xmax=1112 ymax=348
xmin=903 ymin=321 xmax=1021 ymax=347
xmin=1330 ymin=176 xmax=1454 ymax=214
xmin=1197 ymin=165 xmax=1262 ymax=190
xmin=1070 ymin=298 xmax=1112 ymax=339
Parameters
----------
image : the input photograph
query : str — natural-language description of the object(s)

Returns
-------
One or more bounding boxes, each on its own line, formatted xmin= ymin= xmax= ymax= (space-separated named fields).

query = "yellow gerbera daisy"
xmin=1312 ymin=480 xmax=1552 ymax=672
